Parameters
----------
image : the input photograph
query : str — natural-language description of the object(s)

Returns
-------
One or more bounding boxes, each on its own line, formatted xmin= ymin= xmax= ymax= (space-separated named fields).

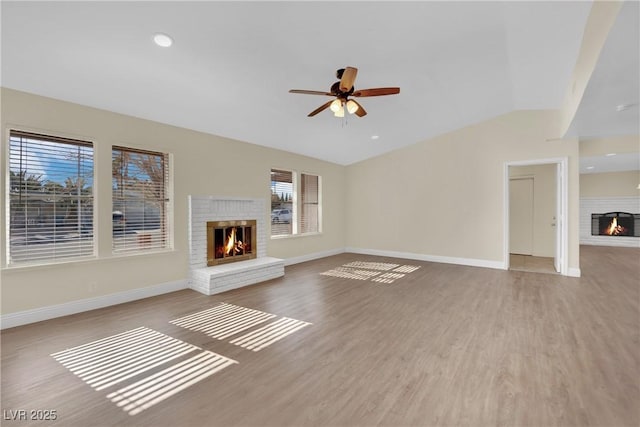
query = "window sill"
xmin=2 ymin=249 xmax=178 ymax=272
xmin=270 ymin=232 xmax=323 ymax=240
xmin=111 ymin=247 xmax=176 ymax=259
xmin=2 ymin=255 xmax=98 ymax=272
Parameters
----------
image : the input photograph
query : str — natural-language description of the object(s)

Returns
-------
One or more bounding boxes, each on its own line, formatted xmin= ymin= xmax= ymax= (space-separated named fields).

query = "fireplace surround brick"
xmin=188 ymin=196 xmax=284 ymax=295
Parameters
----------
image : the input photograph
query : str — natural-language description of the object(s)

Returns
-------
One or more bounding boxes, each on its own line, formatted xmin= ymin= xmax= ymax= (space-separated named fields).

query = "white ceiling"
xmin=580 ymin=152 xmax=640 ymax=174
xmin=0 ymin=1 xmax=635 ymax=167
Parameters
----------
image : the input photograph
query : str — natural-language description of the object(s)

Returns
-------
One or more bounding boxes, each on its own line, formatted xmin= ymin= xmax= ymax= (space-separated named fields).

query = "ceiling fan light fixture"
xmin=334 ymin=106 xmax=345 ymax=117
xmin=346 ymin=99 xmax=359 ymax=114
xmin=330 ymin=99 xmax=342 ymax=113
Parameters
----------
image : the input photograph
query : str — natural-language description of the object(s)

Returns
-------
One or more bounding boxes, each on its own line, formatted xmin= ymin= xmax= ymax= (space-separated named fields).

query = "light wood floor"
xmin=1 ymin=245 xmax=639 ymax=426
xmin=509 ymin=254 xmax=557 ymax=274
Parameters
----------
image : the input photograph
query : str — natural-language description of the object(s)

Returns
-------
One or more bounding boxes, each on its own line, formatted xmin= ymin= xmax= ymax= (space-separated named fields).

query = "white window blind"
xmin=300 ymin=173 xmax=320 ymax=234
xmin=8 ymin=131 xmax=94 ymax=265
xmin=270 ymin=169 xmax=294 ymax=236
xmin=112 ymin=146 xmax=170 ymax=253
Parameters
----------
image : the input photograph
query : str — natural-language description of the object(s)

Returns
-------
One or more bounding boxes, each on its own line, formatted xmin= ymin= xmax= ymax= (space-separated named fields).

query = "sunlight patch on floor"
xmin=320 ymin=261 xmax=421 ymax=284
xmin=107 ymin=350 xmax=237 ymax=416
xmin=230 ymin=317 xmax=311 ymax=352
xmin=170 ymin=303 xmax=276 ymax=340
xmin=172 ymin=303 xmax=312 ymax=352
xmin=53 ymin=304 xmax=313 ymax=417
xmin=371 ymin=272 xmax=406 ymax=283
xmin=342 ymin=261 xmax=400 ymax=270
xmin=51 ymin=327 xmax=199 ymax=391
xmin=320 ymin=266 xmax=381 ymax=280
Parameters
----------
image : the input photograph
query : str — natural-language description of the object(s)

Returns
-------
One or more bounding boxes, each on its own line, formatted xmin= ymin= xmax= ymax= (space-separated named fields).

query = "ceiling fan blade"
xmin=308 ymin=100 xmax=333 ymax=117
xmin=339 ymin=66 xmax=358 ymax=92
xmin=289 ymin=89 xmax=334 ymax=96
xmin=351 ymin=100 xmax=367 ymax=117
xmin=352 ymin=87 xmax=400 ymax=97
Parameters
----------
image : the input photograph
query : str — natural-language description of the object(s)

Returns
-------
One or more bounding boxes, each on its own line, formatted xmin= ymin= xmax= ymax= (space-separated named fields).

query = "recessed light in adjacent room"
xmin=586 ymin=166 xmax=595 ymax=170
xmin=371 ymin=135 xmax=379 ymax=140
xmin=605 ymin=153 xmax=617 ymax=157
xmin=153 ymin=33 xmax=173 ymax=47
xmin=616 ymin=103 xmax=636 ymax=112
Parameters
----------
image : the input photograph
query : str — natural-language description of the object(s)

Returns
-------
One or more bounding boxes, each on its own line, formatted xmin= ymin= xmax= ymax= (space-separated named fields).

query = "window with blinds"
xmin=8 ymin=131 xmax=95 ymax=265
xmin=269 ymin=169 xmax=321 ymax=237
xmin=300 ymin=173 xmax=320 ymax=234
xmin=270 ymin=169 xmax=294 ymax=236
xmin=112 ymin=146 xmax=170 ymax=253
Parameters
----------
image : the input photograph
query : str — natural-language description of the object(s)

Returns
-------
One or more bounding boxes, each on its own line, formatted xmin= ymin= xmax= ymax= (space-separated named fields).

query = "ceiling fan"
xmin=289 ymin=67 xmax=400 ymax=118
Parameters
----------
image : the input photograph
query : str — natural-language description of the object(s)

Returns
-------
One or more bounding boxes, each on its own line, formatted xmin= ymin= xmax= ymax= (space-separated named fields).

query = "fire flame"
xmin=224 ymin=227 xmax=244 ymax=255
xmin=605 ymin=217 xmax=627 ymax=236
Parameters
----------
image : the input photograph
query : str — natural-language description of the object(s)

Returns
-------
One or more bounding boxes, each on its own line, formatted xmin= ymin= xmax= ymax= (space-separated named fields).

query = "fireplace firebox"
xmin=207 ymin=220 xmax=257 ymax=266
xmin=591 ymin=212 xmax=640 ymax=237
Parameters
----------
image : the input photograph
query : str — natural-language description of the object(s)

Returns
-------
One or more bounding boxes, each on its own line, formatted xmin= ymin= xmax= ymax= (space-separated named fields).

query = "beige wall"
xmin=345 ymin=110 xmax=580 ymax=270
xmin=579 ymin=135 xmax=640 ymax=157
xmin=1 ymin=88 xmax=346 ymax=314
xmin=510 ymin=164 xmax=557 ymax=257
xmin=580 ymin=171 xmax=640 ymax=197
xmin=1 ymin=90 xmax=584 ymax=317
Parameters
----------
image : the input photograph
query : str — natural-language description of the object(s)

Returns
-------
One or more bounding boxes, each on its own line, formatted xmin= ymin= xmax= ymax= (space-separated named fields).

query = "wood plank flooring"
xmin=1 ymin=245 xmax=639 ymax=426
xmin=509 ymin=254 xmax=557 ymax=274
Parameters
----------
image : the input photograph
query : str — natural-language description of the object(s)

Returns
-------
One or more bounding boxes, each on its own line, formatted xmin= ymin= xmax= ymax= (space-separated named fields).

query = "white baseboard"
xmin=1 ymin=279 xmax=188 ymax=330
xmin=344 ymin=247 xmax=506 ymax=270
xmin=568 ymin=268 xmax=581 ymax=278
xmin=284 ymin=248 xmax=345 ymax=266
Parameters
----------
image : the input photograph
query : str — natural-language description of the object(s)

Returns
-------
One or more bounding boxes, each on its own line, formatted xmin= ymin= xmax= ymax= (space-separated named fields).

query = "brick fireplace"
xmin=188 ymin=196 xmax=283 ymax=295
xmin=580 ymin=197 xmax=640 ymax=247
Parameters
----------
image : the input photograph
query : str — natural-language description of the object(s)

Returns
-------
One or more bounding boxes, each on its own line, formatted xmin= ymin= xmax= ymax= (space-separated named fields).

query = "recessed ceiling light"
xmin=371 ymin=135 xmax=379 ymax=140
xmin=153 ymin=33 xmax=173 ymax=47
xmin=605 ymin=153 xmax=616 ymax=157
xmin=586 ymin=166 xmax=595 ymax=170
xmin=616 ymin=103 xmax=636 ymax=112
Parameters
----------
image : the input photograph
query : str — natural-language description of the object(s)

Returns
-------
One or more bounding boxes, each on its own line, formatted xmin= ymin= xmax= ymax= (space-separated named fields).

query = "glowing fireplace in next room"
xmin=591 ymin=212 xmax=640 ymax=237
xmin=207 ymin=220 xmax=257 ymax=266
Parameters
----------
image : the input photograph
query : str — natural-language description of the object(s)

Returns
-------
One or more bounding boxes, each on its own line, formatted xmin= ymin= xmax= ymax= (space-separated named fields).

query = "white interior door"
xmin=509 ymin=178 xmax=534 ymax=255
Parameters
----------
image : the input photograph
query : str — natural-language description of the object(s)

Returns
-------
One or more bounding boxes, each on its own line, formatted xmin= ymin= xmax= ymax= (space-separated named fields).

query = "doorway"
xmin=504 ymin=158 xmax=568 ymax=275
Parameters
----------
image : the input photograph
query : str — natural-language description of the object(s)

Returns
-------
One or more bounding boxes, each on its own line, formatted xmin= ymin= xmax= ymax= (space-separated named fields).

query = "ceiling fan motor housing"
xmin=330 ymin=81 xmax=354 ymax=98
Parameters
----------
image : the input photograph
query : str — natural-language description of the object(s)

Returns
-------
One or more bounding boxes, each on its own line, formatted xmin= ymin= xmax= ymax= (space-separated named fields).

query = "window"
xmin=8 ymin=131 xmax=94 ymax=265
xmin=270 ymin=169 xmax=321 ymax=237
xmin=112 ymin=146 xmax=170 ymax=253
xmin=270 ymin=169 xmax=294 ymax=236
xmin=300 ymin=173 xmax=320 ymax=233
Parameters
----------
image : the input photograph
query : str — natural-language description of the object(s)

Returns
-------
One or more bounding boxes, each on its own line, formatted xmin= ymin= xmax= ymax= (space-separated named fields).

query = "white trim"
xmin=345 ymin=247 xmax=505 ymax=270
xmin=504 ymin=157 xmax=570 ymax=276
xmin=568 ymin=267 xmax=581 ymax=278
xmin=0 ymin=279 xmax=188 ymax=330
xmin=189 ymin=195 xmax=262 ymax=202
xmin=283 ymin=247 xmax=345 ymax=266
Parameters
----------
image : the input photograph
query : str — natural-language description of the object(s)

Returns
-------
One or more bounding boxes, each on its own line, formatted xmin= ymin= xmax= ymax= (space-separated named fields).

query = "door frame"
xmin=503 ymin=157 xmax=569 ymax=276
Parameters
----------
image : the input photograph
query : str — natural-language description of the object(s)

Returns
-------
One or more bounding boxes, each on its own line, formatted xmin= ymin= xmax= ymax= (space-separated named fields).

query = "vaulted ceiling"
xmin=1 ymin=1 xmax=637 ymax=166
